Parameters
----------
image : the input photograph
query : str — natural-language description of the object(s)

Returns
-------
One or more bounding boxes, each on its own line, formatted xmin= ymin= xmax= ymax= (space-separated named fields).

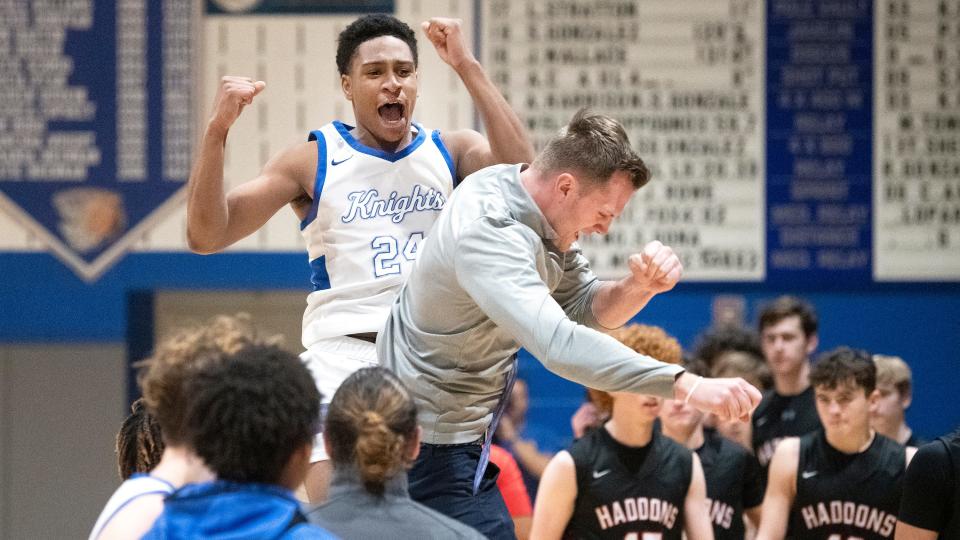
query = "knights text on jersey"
xmin=300 ymin=121 xmax=456 ymax=347
xmin=565 ymin=427 xmax=692 ymax=540
xmin=788 ymin=430 xmax=906 ymax=539
xmin=696 ymin=429 xmax=764 ymax=540
xmin=753 ymin=386 xmax=822 ymax=469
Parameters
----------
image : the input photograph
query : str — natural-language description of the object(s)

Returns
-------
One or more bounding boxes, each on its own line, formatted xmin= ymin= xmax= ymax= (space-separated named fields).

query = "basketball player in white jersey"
xmin=186 ymin=14 xmax=533 ymax=502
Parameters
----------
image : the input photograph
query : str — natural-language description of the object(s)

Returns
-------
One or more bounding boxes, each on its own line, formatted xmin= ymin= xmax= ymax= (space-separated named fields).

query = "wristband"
xmin=684 ymin=376 xmax=703 ymax=405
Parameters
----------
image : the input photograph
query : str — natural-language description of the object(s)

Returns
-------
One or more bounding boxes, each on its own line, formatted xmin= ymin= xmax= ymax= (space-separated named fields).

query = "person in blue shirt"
xmin=143 ymin=334 xmax=336 ymax=539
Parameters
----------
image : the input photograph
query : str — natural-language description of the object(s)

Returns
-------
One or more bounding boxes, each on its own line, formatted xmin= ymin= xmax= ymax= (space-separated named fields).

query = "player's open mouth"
xmin=378 ymin=102 xmax=405 ymax=125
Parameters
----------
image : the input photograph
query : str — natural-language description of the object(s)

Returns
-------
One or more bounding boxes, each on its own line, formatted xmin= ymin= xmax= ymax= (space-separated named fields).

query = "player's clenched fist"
xmin=627 ymin=240 xmax=683 ymax=294
xmin=421 ymin=18 xmax=474 ymax=70
xmin=208 ymin=76 xmax=266 ymax=134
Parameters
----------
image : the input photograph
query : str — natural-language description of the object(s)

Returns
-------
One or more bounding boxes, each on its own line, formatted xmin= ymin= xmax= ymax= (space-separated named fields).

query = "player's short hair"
xmin=116 ymin=398 xmax=164 ymax=480
xmin=711 ymin=350 xmax=772 ymax=391
xmin=588 ymin=324 xmax=682 ymax=415
xmin=182 ymin=343 xmax=320 ymax=484
xmin=873 ymin=354 xmax=912 ymax=397
xmin=810 ymin=347 xmax=876 ymax=396
xmin=336 ymin=14 xmax=418 ymax=75
xmin=325 ymin=367 xmax=418 ymax=496
xmin=137 ymin=314 xmax=281 ymax=445
xmin=758 ymin=295 xmax=818 ymax=337
xmin=533 ymin=109 xmax=650 ymax=190
xmin=692 ymin=325 xmax=763 ymax=368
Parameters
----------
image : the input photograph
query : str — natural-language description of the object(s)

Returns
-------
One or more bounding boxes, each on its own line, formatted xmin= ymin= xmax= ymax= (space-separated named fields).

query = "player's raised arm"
xmin=186 ymin=77 xmax=310 ymax=254
xmin=421 ymin=17 xmax=534 ymax=180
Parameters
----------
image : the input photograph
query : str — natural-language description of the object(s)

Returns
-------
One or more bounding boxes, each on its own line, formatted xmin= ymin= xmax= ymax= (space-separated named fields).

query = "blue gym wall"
xmin=2 ymin=253 xmax=958 ymax=441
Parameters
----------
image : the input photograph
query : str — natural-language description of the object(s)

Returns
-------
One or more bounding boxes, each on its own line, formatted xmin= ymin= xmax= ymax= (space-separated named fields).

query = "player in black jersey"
xmin=530 ymin=324 xmax=712 ymax=540
xmin=757 ymin=347 xmax=918 ymax=540
xmin=896 ymin=428 xmax=960 ymax=540
xmin=661 ymin=358 xmax=763 ymax=540
xmin=753 ymin=296 xmax=822 ymax=470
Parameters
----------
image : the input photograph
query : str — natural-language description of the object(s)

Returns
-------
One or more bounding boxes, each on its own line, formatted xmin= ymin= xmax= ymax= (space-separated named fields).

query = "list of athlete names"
xmin=483 ymin=0 xmax=765 ymax=280
xmin=874 ymin=0 xmax=960 ymax=280
xmin=0 ymin=0 xmax=100 ymax=181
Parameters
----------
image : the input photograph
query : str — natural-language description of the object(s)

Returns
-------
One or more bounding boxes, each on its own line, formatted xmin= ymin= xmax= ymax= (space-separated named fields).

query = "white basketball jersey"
xmin=88 ymin=474 xmax=174 ymax=540
xmin=300 ymin=121 xmax=455 ymax=348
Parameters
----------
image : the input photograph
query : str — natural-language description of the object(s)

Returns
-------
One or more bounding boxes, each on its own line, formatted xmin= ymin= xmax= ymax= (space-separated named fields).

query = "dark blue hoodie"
xmin=143 ymin=481 xmax=337 ymax=539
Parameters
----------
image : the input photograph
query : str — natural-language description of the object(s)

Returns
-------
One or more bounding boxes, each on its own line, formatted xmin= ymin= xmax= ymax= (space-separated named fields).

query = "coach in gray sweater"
xmin=378 ymin=109 xmax=762 ymax=539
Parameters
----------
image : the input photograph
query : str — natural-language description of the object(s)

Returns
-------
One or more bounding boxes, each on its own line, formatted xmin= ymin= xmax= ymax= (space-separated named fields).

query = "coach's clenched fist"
xmin=674 ymin=371 xmax=762 ymax=422
xmin=627 ymin=240 xmax=683 ymax=294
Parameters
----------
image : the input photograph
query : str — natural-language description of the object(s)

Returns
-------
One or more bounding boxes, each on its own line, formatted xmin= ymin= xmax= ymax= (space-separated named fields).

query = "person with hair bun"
xmin=307 ymin=367 xmax=484 ymax=539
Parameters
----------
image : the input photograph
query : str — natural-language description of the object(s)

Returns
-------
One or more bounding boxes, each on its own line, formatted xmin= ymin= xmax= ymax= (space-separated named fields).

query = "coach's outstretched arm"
xmin=454 ymin=222 xmax=761 ymax=422
xmin=186 ymin=77 xmax=310 ymax=253
xmin=421 ymin=17 xmax=534 ymax=180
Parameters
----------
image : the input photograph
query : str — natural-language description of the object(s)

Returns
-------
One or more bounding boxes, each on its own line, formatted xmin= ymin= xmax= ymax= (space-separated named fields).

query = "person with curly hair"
xmin=307 ymin=367 xmax=483 ymax=539
xmin=142 ymin=330 xmax=335 ymax=538
xmin=692 ymin=324 xmax=763 ymax=371
xmin=530 ymin=324 xmax=713 ymax=540
xmin=89 ymin=314 xmax=264 ymax=540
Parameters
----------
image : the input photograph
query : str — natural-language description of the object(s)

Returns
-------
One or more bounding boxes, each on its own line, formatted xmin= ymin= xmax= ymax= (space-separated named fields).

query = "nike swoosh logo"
xmin=592 ymin=469 xmax=611 ymax=479
xmin=331 ymin=155 xmax=354 ymax=166
xmin=801 ymin=471 xmax=818 ymax=479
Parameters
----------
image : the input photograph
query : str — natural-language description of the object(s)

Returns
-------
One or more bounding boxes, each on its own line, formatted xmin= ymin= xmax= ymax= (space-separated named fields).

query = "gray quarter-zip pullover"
xmin=378 ymin=163 xmax=684 ymax=444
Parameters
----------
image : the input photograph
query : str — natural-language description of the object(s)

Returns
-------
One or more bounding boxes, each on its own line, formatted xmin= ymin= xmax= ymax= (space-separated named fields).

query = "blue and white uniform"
xmin=89 ymin=474 xmax=175 ymax=540
xmin=299 ymin=120 xmax=455 ymax=461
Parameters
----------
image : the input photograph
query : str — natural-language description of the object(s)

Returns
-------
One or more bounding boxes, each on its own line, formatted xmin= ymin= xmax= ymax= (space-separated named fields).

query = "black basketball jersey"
xmin=565 ymin=426 xmax=692 ymax=540
xmin=753 ymin=386 xmax=822 ymax=469
xmin=697 ymin=429 xmax=764 ymax=540
xmin=788 ymin=430 xmax=906 ymax=539
xmin=898 ymin=429 xmax=960 ymax=539
xmin=940 ymin=430 xmax=960 ymax=538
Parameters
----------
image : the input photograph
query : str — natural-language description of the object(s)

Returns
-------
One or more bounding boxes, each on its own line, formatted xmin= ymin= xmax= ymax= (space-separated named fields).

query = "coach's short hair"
xmin=336 ymin=14 xmax=418 ymax=75
xmin=810 ymin=347 xmax=876 ymax=396
xmin=532 ymin=109 xmax=650 ymax=189
xmin=182 ymin=343 xmax=320 ymax=484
